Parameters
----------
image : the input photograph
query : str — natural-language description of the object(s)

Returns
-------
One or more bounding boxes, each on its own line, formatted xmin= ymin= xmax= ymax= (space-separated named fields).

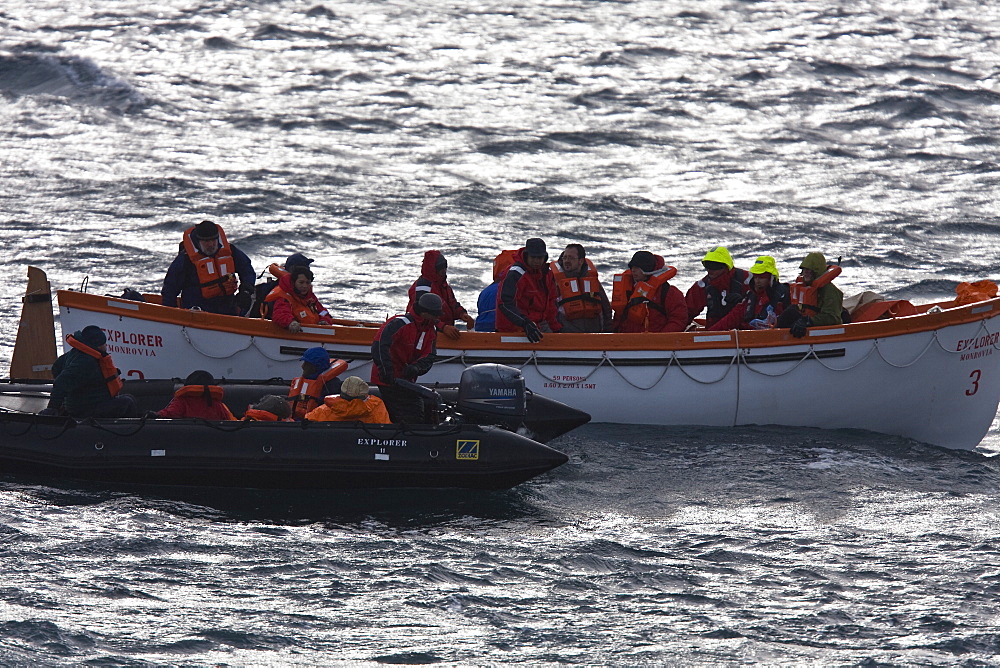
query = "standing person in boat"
xmin=611 ymin=251 xmax=688 ymax=333
xmin=304 ymin=376 xmax=391 ymax=424
xmin=407 ymin=250 xmax=476 ymax=340
xmin=685 ymin=246 xmax=752 ymax=328
xmin=288 ymin=347 xmax=348 ymax=420
xmin=161 ymin=220 xmax=255 ymax=316
xmin=707 ymin=256 xmax=791 ymax=331
xmin=550 ymin=244 xmax=612 ymax=333
xmin=149 ymin=370 xmax=236 ymax=420
xmin=264 ymin=265 xmax=335 ymax=333
xmin=250 ymin=252 xmax=314 ymax=319
xmin=495 ymin=238 xmax=561 ymax=342
xmin=777 ymin=252 xmax=845 ymax=337
xmin=371 ymin=293 xmax=442 ymax=423
xmin=39 ymin=325 xmax=139 ymax=418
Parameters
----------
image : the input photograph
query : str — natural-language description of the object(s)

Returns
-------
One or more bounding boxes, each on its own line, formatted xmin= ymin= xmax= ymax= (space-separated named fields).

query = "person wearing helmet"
xmin=370 ymin=292 xmax=442 ymax=423
xmin=685 ymin=246 xmax=752 ymax=328
xmin=707 ymin=255 xmax=790 ymax=331
xmin=407 ymin=250 xmax=476 ymax=340
xmin=495 ymin=238 xmax=562 ymax=343
xmin=777 ymin=252 xmax=845 ymax=337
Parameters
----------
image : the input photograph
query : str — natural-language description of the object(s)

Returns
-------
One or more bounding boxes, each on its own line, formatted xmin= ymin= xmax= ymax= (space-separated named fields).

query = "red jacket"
xmin=156 ymin=386 xmax=236 ymax=420
xmin=617 ymin=283 xmax=689 ymax=333
xmin=406 ymin=250 xmax=467 ymax=326
xmin=370 ymin=312 xmax=437 ymax=386
xmin=266 ymin=273 xmax=333 ymax=329
xmin=495 ymin=249 xmax=561 ymax=333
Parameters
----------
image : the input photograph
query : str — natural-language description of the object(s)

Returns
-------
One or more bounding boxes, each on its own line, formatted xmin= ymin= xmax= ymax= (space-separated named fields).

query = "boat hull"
xmin=56 ymin=290 xmax=1000 ymax=450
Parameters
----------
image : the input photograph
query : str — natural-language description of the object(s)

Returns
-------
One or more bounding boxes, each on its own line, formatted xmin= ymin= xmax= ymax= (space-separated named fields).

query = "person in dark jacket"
xmin=495 ymin=238 xmax=561 ymax=342
xmin=370 ymin=293 xmax=441 ymax=423
xmin=407 ymin=250 xmax=475 ymax=339
xmin=161 ymin=220 xmax=255 ymax=315
xmin=40 ymin=325 xmax=138 ymax=418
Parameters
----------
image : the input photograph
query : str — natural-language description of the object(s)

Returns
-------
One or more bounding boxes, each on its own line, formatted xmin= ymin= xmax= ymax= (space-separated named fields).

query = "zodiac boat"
xmin=16 ymin=267 xmax=1000 ymax=450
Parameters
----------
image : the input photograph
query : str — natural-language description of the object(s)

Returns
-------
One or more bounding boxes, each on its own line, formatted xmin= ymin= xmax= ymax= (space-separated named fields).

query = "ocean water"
xmin=3 ymin=0 xmax=1000 ymax=663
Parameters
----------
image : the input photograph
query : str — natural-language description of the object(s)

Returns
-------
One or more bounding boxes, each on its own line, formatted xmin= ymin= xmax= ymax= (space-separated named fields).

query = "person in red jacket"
xmin=495 ymin=238 xmax=561 ymax=342
xmin=370 ymin=293 xmax=442 ymax=423
xmin=265 ymin=266 xmax=334 ymax=333
xmin=151 ymin=370 xmax=236 ymax=420
xmin=613 ymin=251 xmax=688 ymax=333
xmin=407 ymin=250 xmax=475 ymax=340
xmin=707 ymin=255 xmax=790 ymax=331
xmin=685 ymin=246 xmax=752 ymax=328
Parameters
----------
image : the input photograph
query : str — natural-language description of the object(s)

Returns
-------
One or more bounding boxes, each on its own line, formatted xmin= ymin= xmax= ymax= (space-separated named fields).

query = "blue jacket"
xmin=474 ymin=282 xmax=498 ymax=332
xmin=161 ymin=242 xmax=254 ymax=315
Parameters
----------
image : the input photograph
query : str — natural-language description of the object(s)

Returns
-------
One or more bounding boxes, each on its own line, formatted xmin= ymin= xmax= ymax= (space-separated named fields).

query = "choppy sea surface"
xmin=3 ymin=0 xmax=1000 ymax=664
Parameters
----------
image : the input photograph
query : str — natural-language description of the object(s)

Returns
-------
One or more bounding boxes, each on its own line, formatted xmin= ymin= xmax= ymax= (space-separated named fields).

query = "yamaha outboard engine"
xmin=457 ymin=364 xmax=527 ymax=430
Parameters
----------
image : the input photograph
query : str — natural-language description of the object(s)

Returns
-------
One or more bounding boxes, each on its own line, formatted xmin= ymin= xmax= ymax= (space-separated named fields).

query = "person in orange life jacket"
xmin=407 ymin=250 xmax=476 ymax=340
xmin=150 ymin=370 xmax=236 ymax=420
xmin=304 ymin=376 xmax=391 ymax=424
xmin=161 ymin=220 xmax=255 ymax=315
xmin=707 ymin=255 xmax=791 ymax=331
xmin=612 ymin=251 xmax=688 ymax=333
xmin=250 ymin=252 xmax=314 ymax=319
xmin=371 ymin=292 xmax=442 ymax=423
xmin=551 ymin=244 xmax=612 ymax=333
xmin=242 ymin=394 xmax=294 ymax=421
xmin=685 ymin=246 xmax=752 ymax=328
xmin=265 ymin=265 xmax=334 ymax=333
xmin=288 ymin=346 xmax=346 ymax=419
xmin=39 ymin=325 xmax=139 ymax=418
xmin=496 ymin=238 xmax=562 ymax=343
xmin=776 ymin=252 xmax=845 ymax=337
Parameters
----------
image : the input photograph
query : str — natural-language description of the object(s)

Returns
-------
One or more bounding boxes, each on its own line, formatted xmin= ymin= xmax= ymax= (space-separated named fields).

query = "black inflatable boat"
xmin=0 ymin=364 xmax=587 ymax=490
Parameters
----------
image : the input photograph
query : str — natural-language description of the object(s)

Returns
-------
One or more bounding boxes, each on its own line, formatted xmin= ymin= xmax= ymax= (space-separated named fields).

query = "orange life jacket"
xmin=267 ymin=263 xmax=289 ymax=280
xmin=790 ymin=265 xmax=842 ymax=315
xmin=65 ymin=334 xmax=122 ymax=397
xmin=182 ymin=226 xmax=238 ymax=299
xmin=287 ymin=359 xmax=349 ymax=419
xmin=241 ymin=409 xmax=292 ymax=422
xmin=264 ymin=285 xmax=330 ymax=325
xmin=549 ymin=259 xmax=604 ymax=320
xmin=611 ymin=267 xmax=678 ymax=330
xmin=174 ymin=385 xmax=226 ymax=402
xmin=493 ymin=249 xmax=518 ymax=282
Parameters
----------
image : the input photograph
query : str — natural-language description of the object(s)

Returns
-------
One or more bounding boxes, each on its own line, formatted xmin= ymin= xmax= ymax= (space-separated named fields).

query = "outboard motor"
xmin=457 ymin=364 xmax=526 ymax=430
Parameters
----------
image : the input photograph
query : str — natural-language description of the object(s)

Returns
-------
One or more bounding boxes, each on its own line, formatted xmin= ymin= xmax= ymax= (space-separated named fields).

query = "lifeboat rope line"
xmin=180 ymin=328 xmax=305 ymax=362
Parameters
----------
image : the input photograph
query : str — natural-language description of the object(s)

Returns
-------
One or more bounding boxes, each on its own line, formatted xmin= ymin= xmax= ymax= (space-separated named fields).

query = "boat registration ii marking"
xmin=456 ymin=440 xmax=480 ymax=461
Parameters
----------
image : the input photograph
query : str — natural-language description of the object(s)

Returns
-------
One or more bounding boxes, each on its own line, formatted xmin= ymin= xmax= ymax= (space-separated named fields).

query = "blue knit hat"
xmin=299 ymin=347 xmax=331 ymax=371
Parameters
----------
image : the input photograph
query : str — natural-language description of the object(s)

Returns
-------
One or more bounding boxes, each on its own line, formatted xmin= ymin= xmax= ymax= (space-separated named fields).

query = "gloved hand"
xmin=38 ymin=407 xmax=58 ymax=416
xmin=441 ymin=324 xmax=460 ymax=340
xmin=460 ymin=313 xmax=476 ymax=329
xmin=403 ymin=364 xmax=420 ymax=380
xmin=524 ymin=321 xmax=543 ymax=343
xmin=287 ymin=321 xmax=303 ymax=333
xmin=790 ymin=317 xmax=811 ymax=338
xmin=748 ymin=318 xmax=767 ymax=330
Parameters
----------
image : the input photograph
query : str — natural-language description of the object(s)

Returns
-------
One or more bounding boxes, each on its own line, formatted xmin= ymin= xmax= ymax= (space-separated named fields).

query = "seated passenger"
xmin=304 ymin=376 xmax=391 ymax=424
xmin=288 ymin=347 xmax=348 ymax=420
xmin=250 ymin=252 xmax=314 ymax=319
xmin=777 ymin=252 xmax=844 ymax=337
xmin=551 ymin=244 xmax=612 ymax=333
xmin=151 ymin=370 xmax=236 ymax=420
xmin=40 ymin=325 xmax=138 ymax=418
xmin=685 ymin=246 xmax=752 ymax=328
xmin=265 ymin=265 xmax=334 ymax=333
xmin=407 ymin=250 xmax=476 ymax=340
xmin=242 ymin=395 xmax=294 ymax=421
xmin=611 ymin=251 xmax=687 ymax=333
xmin=474 ymin=249 xmax=517 ymax=332
xmin=707 ymin=256 xmax=790 ymax=331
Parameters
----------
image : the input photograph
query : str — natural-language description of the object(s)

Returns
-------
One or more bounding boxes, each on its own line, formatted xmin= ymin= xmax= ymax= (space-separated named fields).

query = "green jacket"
xmin=800 ymin=252 xmax=843 ymax=326
xmin=48 ymin=348 xmax=114 ymax=416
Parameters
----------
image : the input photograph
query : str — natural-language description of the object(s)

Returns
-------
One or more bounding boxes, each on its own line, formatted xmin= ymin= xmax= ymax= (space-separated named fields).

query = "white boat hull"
xmin=55 ymin=291 xmax=1000 ymax=450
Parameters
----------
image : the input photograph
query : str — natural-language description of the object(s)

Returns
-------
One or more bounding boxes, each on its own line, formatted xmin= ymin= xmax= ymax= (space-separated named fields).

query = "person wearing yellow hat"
xmin=685 ymin=246 xmax=752 ymax=328
xmin=707 ymin=255 xmax=791 ymax=331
